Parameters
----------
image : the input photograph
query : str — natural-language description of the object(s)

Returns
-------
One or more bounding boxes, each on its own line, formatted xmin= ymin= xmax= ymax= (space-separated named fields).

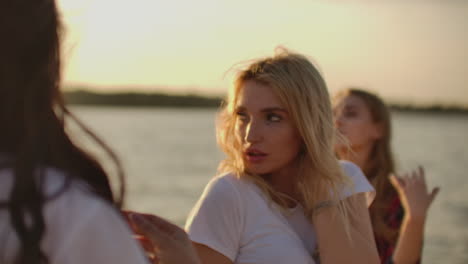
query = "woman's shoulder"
xmin=0 ymin=165 xmax=111 ymax=212
xmin=186 ymin=173 xmax=250 ymax=231
xmin=192 ymin=172 xmax=259 ymax=212
xmin=206 ymin=172 xmax=255 ymax=194
xmin=338 ymin=160 xmax=375 ymax=204
xmin=0 ymin=166 xmax=71 ymax=200
xmin=339 ymin=160 xmax=370 ymax=184
xmin=39 ymin=170 xmax=137 ymax=261
xmin=339 ymin=160 xmax=362 ymax=175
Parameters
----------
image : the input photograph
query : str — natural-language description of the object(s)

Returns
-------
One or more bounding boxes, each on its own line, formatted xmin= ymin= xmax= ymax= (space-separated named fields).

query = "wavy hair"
xmin=217 ymin=49 xmax=352 ymax=222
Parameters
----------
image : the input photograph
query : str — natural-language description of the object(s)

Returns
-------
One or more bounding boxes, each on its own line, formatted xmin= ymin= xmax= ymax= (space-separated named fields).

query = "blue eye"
xmin=267 ymin=113 xmax=282 ymax=122
xmin=236 ymin=111 xmax=249 ymax=122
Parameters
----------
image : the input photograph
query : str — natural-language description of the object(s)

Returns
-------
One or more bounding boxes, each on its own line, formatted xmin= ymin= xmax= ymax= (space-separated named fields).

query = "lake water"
xmin=72 ymin=106 xmax=468 ymax=264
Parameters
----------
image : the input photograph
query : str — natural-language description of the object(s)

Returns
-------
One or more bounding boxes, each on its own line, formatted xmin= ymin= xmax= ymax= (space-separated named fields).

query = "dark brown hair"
xmin=0 ymin=0 xmax=124 ymax=263
xmin=335 ymin=88 xmax=398 ymax=244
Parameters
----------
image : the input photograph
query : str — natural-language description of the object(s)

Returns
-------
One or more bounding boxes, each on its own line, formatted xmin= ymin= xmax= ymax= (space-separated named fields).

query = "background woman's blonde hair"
xmin=333 ymin=88 xmax=397 ymax=244
xmin=216 ymin=49 xmax=352 ymax=222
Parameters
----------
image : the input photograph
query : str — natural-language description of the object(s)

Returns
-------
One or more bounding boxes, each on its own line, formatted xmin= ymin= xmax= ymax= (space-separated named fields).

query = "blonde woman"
xmin=184 ymin=51 xmax=380 ymax=264
xmin=333 ymin=89 xmax=439 ymax=264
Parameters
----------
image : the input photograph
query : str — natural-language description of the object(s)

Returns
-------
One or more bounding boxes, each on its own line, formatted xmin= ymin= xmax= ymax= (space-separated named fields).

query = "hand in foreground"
xmin=124 ymin=211 xmax=201 ymax=264
xmin=389 ymin=166 xmax=440 ymax=222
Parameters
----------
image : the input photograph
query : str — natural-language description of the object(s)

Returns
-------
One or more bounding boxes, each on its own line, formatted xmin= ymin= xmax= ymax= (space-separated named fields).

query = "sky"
xmin=58 ymin=0 xmax=468 ymax=106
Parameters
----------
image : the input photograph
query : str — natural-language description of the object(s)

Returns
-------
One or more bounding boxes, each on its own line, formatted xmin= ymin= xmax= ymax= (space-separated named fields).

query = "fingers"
xmin=122 ymin=210 xmax=140 ymax=233
xmin=130 ymin=214 xmax=169 ymax=246
xmin=418 ymin=166 xmax=425 ymax=179
xmin=410 ymin=169 xmax=418 ymax=184
xmin=125 ymin=212 xmax=172 ymax=236
xmin=429 ymin=187 xmax=440 ymax=203
xmin=416 ymin=166 xmax=428 ymax=190
xmin=135 ymin=213 xmax=180 ymax=237
xmin=130 ymin=213 xmax=188 ymax=252
xmin=135 ymin=235 xmax=155 ymax=253
xmin=393 ymin=166 xmax=427 ymax=189
xmin=136 ymin=236 xmax=159 ymax=264
xmin=392 ymin=167 xmax=440 ymax=201
xmin=124 ymin=212 xmax=162 ymax=264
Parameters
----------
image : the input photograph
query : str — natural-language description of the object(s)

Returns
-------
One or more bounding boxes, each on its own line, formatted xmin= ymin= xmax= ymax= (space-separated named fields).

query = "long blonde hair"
xmin=216 ymin=49 xmax=352 ymax=221
xmin=334 ymin=88 xmax=397 ymax=244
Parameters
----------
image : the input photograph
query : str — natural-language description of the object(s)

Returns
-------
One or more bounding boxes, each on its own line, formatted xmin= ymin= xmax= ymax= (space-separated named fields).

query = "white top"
xmin=0 ymin=167 xmax=149 ymax=264
xmin=185 ymin=160 xmax=375 ymax=264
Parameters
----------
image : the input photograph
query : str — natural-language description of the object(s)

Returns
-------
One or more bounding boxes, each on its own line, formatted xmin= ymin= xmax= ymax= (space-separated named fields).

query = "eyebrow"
xmin=344 ymin=105 xmax=358 ymax=110
xmin=236 ymin=106 xmax=288 ymax=113
xmin=261 ymin=107 xmax=287 ymax=113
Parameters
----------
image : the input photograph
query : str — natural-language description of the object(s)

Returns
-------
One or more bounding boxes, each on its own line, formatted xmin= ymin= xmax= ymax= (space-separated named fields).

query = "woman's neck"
xmin=265 ymin=166 xmax=299 ymax=205
xmin=338 ymin=143 xmax=373 ymax=171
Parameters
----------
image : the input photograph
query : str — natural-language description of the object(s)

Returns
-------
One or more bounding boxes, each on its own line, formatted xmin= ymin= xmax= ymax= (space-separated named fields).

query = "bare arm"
xmin=193 ymin=243 xmax=234 ymax=264
xmin=390 ymin=167 xmax=440 ymax=264
xmin=313 ymin=193 xmax=380 ymax=264
xmin=392 ymin=218 xmax=425 ymax=264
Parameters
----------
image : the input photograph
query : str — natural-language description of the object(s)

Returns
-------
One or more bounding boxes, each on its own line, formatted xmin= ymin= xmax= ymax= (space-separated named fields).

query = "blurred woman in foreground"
xmin=0 ymin=1 xmax=199 ymax=263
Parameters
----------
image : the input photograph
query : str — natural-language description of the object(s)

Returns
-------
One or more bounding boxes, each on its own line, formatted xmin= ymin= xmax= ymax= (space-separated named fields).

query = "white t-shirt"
xmin=0 ymin=167 xmax=149 ymax=264
xmin=185 ymin=160 xmax=374 ymax=264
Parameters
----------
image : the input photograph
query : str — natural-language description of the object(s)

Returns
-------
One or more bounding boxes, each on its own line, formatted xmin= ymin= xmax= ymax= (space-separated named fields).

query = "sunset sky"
xmin=57 ymin=0 xmax=468 ymax=106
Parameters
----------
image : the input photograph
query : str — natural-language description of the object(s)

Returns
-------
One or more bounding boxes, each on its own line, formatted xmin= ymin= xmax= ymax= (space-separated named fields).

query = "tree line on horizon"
xmin=65 ymin=90 xmax=222 ymax=108
xmin=64 ymin=90 xmax=468 ymax=114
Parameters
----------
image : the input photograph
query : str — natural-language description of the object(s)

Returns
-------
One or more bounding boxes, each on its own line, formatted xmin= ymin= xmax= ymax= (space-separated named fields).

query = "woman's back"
xmin=0 ymin=167 xmax=148 ymax=264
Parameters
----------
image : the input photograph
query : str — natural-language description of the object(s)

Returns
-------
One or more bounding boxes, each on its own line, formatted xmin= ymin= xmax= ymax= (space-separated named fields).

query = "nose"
xmin=245 ymin=119 xmax=263 ymax=143
xmin=334 ymin=113 xmax=343 ymax=127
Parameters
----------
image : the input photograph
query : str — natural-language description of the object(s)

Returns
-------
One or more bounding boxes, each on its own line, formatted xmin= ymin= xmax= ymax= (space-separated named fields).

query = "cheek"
xmin=273 ymin=128 xmax=302 ymax=155
xmin=350 ymin=122 xmax=367 ymax=135
xmin=234 ymin=122 xmax=245 ymax=141
xmin=348 ymin=123 xmax=376 ymax=145
xmin=345 ymin=118 xmax=368 ymax=134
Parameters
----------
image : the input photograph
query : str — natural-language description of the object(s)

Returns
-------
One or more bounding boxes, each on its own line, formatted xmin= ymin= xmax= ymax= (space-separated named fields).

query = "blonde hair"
xmin=333 ymin=88 xmax=397 ymax=244
xmin=216 ymin=49 xmax=352 ymax=222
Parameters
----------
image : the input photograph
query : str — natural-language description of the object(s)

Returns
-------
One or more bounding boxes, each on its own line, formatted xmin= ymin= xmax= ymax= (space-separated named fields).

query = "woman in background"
xmin=333 ymin=88 xmax=440 ymax=264
xmin=0 ymin=0 xmax=199 ymax=263
xmin=184 ymin=50 xmax=380 ymax=264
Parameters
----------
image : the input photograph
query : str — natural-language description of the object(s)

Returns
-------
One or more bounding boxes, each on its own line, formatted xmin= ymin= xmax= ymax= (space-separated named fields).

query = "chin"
xmin=246 ymin=165 xmax=272 ymax=175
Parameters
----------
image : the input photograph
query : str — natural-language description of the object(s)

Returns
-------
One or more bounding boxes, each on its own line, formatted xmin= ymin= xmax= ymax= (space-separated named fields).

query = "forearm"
xmin=313 ymin=195 xmax=379 ymax=264
xmin=314 ymin=210 xmax=374 ymax=263
xmin=392 ymin=216 xmax=425 ymax=264
xmin=193 ymin=243 xmax=233 ymax=264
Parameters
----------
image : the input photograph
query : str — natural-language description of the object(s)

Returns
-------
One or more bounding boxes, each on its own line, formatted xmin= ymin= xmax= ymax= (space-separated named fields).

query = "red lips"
xmin=244 ymin=147 xmax=267 ymax=163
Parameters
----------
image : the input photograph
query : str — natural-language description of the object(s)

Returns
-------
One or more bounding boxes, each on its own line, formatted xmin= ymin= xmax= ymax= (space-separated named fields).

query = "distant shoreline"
xmin=65 ymin=90 xmax=222 ymax=108
xmin=64 ymin=90 xmax=468 ymax=114
xmin=388 ymin=105 xmax=468 ymax=115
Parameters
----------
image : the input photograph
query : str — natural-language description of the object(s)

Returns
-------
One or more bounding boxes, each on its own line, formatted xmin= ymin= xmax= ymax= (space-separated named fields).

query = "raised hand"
xmin=389 ymin=166 xmax=440 ymax=222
